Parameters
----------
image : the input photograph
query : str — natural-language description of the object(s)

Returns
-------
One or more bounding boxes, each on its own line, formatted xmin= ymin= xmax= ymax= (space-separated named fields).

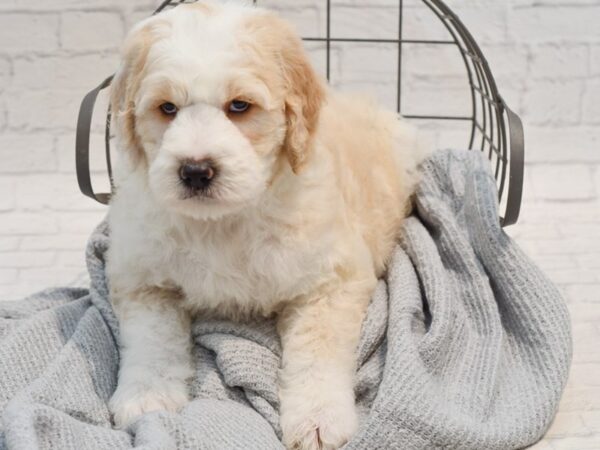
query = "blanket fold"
xmin=0 ymin=149 xmax=571 ymax=450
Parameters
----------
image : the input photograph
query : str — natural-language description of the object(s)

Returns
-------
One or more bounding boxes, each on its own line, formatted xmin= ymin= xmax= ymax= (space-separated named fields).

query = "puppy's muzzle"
xmin=179 ymin=159 xmax=216 ymax=190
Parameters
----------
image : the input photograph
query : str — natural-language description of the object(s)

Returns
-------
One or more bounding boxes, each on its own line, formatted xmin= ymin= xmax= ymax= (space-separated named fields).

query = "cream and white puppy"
xmin=106 ymin=2 xmax=426 ymax=449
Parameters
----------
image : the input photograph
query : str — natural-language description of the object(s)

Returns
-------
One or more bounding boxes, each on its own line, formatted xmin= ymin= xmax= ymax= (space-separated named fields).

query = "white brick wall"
xmin=0 ymin=1 xmax=599 ymax=446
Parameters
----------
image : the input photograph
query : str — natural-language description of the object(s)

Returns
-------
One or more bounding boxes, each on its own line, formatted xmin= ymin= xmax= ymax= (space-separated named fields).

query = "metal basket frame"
xmin=76 ymin=0 xmax=524 ymax=226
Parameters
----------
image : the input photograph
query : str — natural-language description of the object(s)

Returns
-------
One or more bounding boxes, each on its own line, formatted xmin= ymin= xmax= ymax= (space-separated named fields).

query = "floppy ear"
xmin=279 ymin=27 xmax=325 ymax=174
xmin=110 ymin=22 xmax=157 ymax=166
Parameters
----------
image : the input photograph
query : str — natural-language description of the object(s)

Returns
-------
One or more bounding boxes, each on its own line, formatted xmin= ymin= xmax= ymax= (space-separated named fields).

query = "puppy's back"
xmin=318 ymin=92 xmax=429 ymax=274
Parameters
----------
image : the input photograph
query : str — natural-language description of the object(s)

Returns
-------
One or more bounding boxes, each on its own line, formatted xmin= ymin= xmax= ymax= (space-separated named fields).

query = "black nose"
xmin=179 ymin=160 xmax=216 ymax=189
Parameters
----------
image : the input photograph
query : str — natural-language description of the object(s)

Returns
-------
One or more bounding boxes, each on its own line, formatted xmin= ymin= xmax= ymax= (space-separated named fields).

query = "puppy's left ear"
xmin=279 ymin=27 xmax=325 ymax=174
xmin=110 ymin=19 xmax=162 ymax=167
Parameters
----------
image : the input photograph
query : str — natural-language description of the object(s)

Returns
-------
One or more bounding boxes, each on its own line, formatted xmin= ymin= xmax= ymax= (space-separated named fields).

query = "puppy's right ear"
xmin=280 ymin=36 xmax=325 ymax=175
xmin=110 ymin=21 xmax=159 ymax=166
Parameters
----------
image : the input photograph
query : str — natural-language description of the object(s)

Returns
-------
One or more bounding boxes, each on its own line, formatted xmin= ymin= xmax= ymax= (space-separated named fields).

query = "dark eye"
xmin=160 ymin=102 xmax=178 ymax=116
xmin=228 ymin=100 xmax=250 ymax=113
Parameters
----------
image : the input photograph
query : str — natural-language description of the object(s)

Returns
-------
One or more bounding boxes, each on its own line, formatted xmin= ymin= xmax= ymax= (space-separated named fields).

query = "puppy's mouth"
xmin=179 ymin=183 xmax=219 ymax=201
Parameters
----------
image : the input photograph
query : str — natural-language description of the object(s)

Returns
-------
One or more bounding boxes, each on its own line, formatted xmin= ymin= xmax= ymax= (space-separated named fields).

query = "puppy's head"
xmin=111 ymin=1 xmax=324 ymax=220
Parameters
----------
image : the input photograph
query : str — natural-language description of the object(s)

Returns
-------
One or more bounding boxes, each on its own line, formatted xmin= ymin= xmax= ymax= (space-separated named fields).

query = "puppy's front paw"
xmin=280 ymin=390 xmax=358 ymax=450
xmin=109 ymin=379 xmax=189 ymax=428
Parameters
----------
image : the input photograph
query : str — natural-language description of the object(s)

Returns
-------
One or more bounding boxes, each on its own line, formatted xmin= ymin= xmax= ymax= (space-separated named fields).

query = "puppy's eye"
xmin=160 ymin=102 xmax=178 ymax=116
xmin=228 ymin=100 xmax=250 ymax=113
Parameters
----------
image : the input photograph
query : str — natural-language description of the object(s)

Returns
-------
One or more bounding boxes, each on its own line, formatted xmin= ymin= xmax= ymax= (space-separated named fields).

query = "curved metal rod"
xmin=422 ymin=0 xmax=478 ymax=150
xmin=428 ymin=0 xmax=522 ymax=225
xmin=75 ymin=0 xmax=525 ymax=226
xmin=501 ymin=104 xmax=524 ymax=227
xmin=75 ymin=75 xmax=113 ymax=205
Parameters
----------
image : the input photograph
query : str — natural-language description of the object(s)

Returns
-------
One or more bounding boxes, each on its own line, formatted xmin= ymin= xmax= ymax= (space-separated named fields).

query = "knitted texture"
xmin=0 ymin=149 xmax=571 ymax=450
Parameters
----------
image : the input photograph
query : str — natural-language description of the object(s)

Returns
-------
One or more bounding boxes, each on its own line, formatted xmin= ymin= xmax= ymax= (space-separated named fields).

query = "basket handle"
xmin=75 ymin=1 xmax=174 ymax=205
xmin=75 ymin=75 xmax=114 ymax=205
xmin=500 ymin=102 xmax=524 ymax=227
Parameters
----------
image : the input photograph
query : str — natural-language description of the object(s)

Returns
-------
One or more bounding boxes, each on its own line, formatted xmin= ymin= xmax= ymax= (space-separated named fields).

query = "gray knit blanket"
xmin=0 ymin=149 xmax=571 ymax=450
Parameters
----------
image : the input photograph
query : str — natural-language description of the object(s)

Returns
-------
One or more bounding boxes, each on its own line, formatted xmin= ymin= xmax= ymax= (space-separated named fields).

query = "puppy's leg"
xmin=278 ymin=273 xmax=375 ymax=450
xmin=109 ymin=286 xmax=193 ymax=427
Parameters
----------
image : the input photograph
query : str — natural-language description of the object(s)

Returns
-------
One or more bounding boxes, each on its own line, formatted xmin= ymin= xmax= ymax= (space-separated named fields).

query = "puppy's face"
xmin=111 ymin=2 xmax=324 ymax=220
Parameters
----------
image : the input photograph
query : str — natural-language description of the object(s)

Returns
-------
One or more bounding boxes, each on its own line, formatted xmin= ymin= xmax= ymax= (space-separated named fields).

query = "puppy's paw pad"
xmin=281 ymin=403 xmax=358 ymax=450
xmin=109 ymin=382 xmax=189 ymax=428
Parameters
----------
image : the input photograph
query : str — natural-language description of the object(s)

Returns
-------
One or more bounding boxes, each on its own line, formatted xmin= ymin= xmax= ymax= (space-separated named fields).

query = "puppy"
xmin=106 ymin=2 xmax=426 ymax=449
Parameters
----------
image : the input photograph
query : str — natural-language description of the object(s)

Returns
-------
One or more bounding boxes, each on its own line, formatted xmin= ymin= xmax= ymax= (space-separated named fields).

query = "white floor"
xmin=508 ymin=200 xmax=600 ymax=449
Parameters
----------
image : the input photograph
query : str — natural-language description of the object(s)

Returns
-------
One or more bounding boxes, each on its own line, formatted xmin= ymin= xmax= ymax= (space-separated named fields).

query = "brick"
xmin=507 ymin=223 xmax=562 ymax=240
xmin=0 ymin=134 xmax=56 ymax=173
xmin=0 ymin=0 xmax=152 ymax=12
xmin=530 ymin=165 xmax=595 ymax=201
xmin=558 ymin=224 xmax=600 ymax=240
xmin=569 ymin=363 xmax=600 ymax=387
xmin=15 ymin=174 xmax=107 ymax=212
xmin=7 ymin=88 xmax=85 ymax=131
xmin=402 ymin=2 xmax=452 ymax=42
xmin=330 ymin=4 xmax=398 ymax=40
xmin=18 ymin=266 xmax=87 ymax=289
xmin=575 ymin=254 xmax=600 ymax=269
xmin=0 ymin=14 xmax=59 ymax=54
xmin=58 ymin=212 xmax=105 ymax=235
xmin=481 ymin=44 xmax=529 ymax=81
xmin=529 ymin=441 xmax=553 ymax=450
xmin=524 ymin=127 xmax=600 ymax=163
xmin=21 ymin=234 xmax=89 ymax=251
xmin=337 ymin=43 xmax=398 ymax=83
xmin=544 ymin=412 xmax=589 ymax=438
xmin=0 ymin=269 xmax=18 ymax=285
xmin=548 ymin=436 xmax=600 ymax=450
xmin=582 ymin=411 xmax=600 ymax=434
xmin=60 ymin=12 xmax=124 ymax=52
xmin=57 ymin=250 xmax=85 ymax=268
xmin=529 ymin=45 xmax=589 ymax=79
xmin=0 ymin=237 xmax=20 ymax=251
xmin=568 ymin=302 xmax=600 ymax=324
xmin=402 ymin=43 xmax=467 ymax=81
xmin=0 ymin=108 xmax=7 ymax=132
xmin=582 ymin=80 xmax=600 ymax=124
xmin=592 ymin=46 xmax=600 ymax=75
xmin=0 ymin=251 xmax=55 ymax=268
xmin=13 ymin=54 xmax=118 ymax=90
xmin=546 ymin=268 xmax=598 ymax=285
xmin=573 ymin=321 xmax=600 ymax=345
xmin=509 ymin=5 xmax=600 ymax=43
xmin=0 ymin=58 xmax=10 ymax=87
xmin=0 ymin=213 xmax=58 ymax=235
xmin=452 ymin=3 xmax=508 ymax=44
xmin=573 ymin=335 xmax=600 ymax=364
xmin=520 ymin=203 xmax=600 ymax=225
xmin=558 ymin=386 xmax=600 ymax=413
xmin=522 ymin=80 xmax=582 ymax=126
xmin=0 ymin=178 xmax=16 ymax=211
xmin=534 ymin=237 xmax=600 ymax=256
xmin=565 ymin=284 xmax=600 ymax=304
xmin=0 ymin=284 xmax=44 ymax=301
xmin=537 ymin=255 xmax=577 ymax=272
xmin=333 ymin=79 xmax=398 ymax=111
xmin=401 ymin=83 xmax=472 ymax=118
xmin=258 ymin=1 xmax=324 ymax=38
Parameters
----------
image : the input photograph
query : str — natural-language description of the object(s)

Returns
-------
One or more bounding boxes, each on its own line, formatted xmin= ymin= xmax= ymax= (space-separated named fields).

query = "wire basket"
xmin=76 ymin=0 xmax=524 ymax=226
